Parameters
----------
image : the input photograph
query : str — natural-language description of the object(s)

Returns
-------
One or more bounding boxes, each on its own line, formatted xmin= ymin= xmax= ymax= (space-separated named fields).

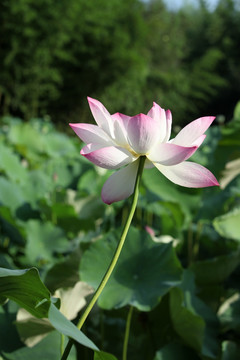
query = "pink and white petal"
xmin=147 ymin=102 xmax=167 ymax=142
xmin=69 ymin=123 xmax=113 ymax=146
xmin=127 ymin=113 xmax=160 ymax=155
xmin=112 ymin=112 xmax=130 ymax=123
xmin=154 ymin=161 xmax=219 ymax=188
xmin=191 ymin=134 xmax=206 ymax=147
xmin=111 ymin=112 xmax=130 ymax=146
xmin=101 ymin=160 xmax=139 ymax=204
xmin=148 ymin=143 xmax=197 ymax=166
xmin=87 ymin=97 xmax=115 ymax=139
xmin=163 ymin=110 xmax=172 ymax=142
xmin=80 ymin=143 xmax=135 ymax=169
xmin=171 ymin=116 xmax=215 ymax=146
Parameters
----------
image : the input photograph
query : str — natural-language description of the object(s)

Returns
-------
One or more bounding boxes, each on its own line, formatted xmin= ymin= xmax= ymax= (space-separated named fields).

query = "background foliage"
xmin=0 ymin=0 xmax=240 ymax=124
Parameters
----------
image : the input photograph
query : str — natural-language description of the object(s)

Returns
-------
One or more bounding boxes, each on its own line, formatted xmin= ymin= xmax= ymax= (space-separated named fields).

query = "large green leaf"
xmin=0 ymin=267 xmax=98 ymax=351
xmin=213 ymin=207 xmax=240 ymax=241
xmin=0 ymin=267 xmax=51 ymax=318
xmin=80 ymin=227 xmax=182 ymax=311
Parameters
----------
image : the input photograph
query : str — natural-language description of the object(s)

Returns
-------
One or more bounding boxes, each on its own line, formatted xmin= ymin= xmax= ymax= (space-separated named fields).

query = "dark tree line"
xmin=0 ymin=0 xmax=239 ymax=125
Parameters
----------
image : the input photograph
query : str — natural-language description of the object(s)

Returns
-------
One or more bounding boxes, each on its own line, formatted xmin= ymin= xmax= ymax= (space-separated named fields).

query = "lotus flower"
xmin=70 ymin=98 xmax=219 ymax=204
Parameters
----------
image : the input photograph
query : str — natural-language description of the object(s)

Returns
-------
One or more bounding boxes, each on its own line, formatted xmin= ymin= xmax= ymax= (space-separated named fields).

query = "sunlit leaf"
xmin=213 ymin=207 xmax=240 ymax=241
xmin=218 ymin=293 xmax=240 ymax=334
xmin=16 ymin=309 xmax=53 ymax=347
xmin=219 ymin=158 xmax=240 ymax=189
xmin=55 ymin=281 xmax=94 ymax=321
xmin=16 ymin=281 xmax=93 ymax=347
xmin=233 ymin=101 xmax=240 ymax=122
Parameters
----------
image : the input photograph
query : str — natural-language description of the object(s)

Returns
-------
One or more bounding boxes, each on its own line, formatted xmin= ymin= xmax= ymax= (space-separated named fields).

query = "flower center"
xmin=124 ymin=144 xmax=140 ymax=158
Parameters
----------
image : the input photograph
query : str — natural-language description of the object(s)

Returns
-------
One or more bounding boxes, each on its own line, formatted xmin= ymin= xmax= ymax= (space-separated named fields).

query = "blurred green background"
xmin=0 ymin=0 xmax=240 ymax=125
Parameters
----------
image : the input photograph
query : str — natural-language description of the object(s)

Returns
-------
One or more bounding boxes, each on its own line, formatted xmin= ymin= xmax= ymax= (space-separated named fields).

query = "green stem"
xmin=122 ymin=306 xmax=134 ymax=360
xmin=61 ymin=156 xmax=145 ymax=360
